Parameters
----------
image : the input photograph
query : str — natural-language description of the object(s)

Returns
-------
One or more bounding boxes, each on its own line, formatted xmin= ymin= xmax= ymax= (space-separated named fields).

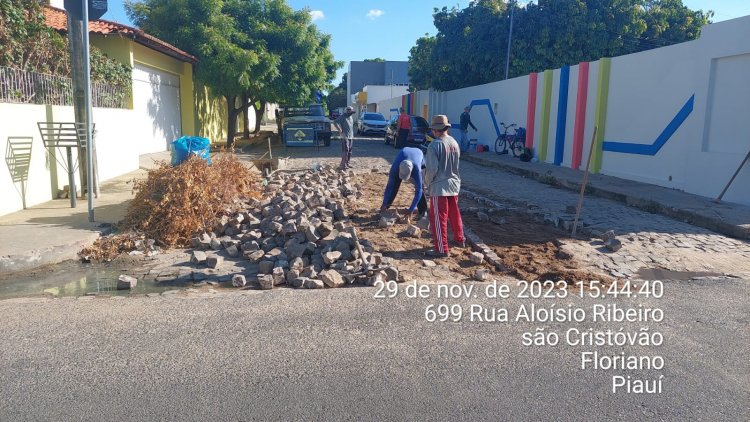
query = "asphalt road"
xmin=1 ymin=278 xmax=748 ymax=421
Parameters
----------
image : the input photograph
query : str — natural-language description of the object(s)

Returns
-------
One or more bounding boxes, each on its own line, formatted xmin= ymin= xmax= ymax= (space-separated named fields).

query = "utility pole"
xmin=504 ymin=0 xmax=515 ymax=80
xmin=64 ymin=0 xmax=107 ymax=222
xmin=390 ymin=69 xmax=393 ymax=99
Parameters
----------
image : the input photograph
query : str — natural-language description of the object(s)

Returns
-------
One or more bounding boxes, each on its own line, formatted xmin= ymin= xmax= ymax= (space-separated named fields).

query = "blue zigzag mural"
xmin=602 ymin=95 xmax=694 ymax=156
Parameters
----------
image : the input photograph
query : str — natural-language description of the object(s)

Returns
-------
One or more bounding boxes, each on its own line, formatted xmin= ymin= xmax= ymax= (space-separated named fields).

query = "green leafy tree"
xmin=0 ymin=0 xmax=131 ymax=98
xmin=325 ymin=72 xmax=347 ymax=111
xmin=245 ymin=1 xmax=340 ymax=132
xmin=408 ymin=0 xmax=711 ymax=90
xmin=127 ymin=0 xmax=261 ymax=144
xmin=407 ymin=35 xmax=435 ymax=91
xmin=127 ymin=0 xmax=340 ymax=143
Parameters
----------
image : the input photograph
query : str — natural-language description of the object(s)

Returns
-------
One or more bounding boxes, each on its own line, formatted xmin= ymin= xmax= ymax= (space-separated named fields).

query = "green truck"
xmin=281 ymin=104 xmax=332 ymax=147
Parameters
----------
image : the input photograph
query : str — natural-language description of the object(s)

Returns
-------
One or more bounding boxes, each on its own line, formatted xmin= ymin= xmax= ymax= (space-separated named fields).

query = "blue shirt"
xmin=383 ymin=147 xmax=424 ymax=212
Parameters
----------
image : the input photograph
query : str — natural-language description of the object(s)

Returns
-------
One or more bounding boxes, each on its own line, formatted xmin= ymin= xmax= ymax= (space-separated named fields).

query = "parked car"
xmin=356 ymin=112 xmax=387 ymax=135
xmin=384 ymin=115 xmax=431 ymax=149
xmin=281 ymin=104 xmax=332 ymax=147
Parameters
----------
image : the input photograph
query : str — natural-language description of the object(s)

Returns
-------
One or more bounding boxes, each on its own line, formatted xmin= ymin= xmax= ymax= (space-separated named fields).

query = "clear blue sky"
xmin=95 ymin=0 xmax=750 ymax=86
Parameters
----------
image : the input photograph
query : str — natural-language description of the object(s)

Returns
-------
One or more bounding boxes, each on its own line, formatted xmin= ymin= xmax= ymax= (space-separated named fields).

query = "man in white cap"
xmin=424 ymin=114 xmax=465 ymax=257
xmin=334 ymin=106 xmax=356 ymax=169
xmin=380 ymin=147 xmax=427 ymax=221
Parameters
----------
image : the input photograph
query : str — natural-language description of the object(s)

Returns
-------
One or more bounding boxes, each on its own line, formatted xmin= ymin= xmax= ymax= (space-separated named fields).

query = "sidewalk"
xmin=0 ymin=152 xmax=170 ymax=276
xmin=462 ymin=152 xmax=750 ymax=240
xmin=0 ymin=126 xmax=279 ymax=277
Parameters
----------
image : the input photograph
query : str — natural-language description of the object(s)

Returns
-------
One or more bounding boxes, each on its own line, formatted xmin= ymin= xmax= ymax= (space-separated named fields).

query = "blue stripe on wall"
xmin=468 ymin=99 xmax=501 ymax=138
xmin=554 ymin=66 xmax=570 ymax=166
xmin=602 ymin=95 xmax=694 ymax=156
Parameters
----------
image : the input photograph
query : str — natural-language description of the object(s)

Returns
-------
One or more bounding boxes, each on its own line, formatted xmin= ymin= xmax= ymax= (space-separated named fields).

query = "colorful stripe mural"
xmin=538 ymin=70 xmax=554 ymax=162
xmin=591 ymin=58 xmax=611 ymax=173
xmin=526 ymin=73 xmax=538 ymax=149
xmin=571 ymin=62 xmax=590 ymax=169
xmin=554 ymin=66 xmax=571 ymax=165
xmin=401 ymin=93 xmax=416 ymax=115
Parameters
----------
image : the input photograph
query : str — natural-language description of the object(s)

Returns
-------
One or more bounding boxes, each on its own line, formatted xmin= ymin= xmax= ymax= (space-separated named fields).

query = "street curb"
xmin=462 ymin=154 xmax=750 ymax=240
xmin=0 ymin=234 xmax=99 ymax=276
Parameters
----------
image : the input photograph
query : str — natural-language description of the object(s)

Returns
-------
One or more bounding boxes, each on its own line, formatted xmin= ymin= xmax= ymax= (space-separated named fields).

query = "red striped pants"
xmin=428 ymin=195 xmax=465 ymax=253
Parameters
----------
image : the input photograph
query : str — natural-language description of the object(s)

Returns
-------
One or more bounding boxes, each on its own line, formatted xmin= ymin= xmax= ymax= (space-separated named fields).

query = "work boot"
xmin=426 ymin=250 xmax=448 ymax=258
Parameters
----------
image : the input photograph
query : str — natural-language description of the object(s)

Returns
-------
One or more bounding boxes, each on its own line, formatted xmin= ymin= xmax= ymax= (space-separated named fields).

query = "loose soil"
xmin=352 ymin=172 xmax=609 ymax=284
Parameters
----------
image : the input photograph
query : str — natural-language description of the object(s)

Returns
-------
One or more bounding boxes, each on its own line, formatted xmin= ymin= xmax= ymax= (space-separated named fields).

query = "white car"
xmin=356 ymin=112 xmax=387 ymax=136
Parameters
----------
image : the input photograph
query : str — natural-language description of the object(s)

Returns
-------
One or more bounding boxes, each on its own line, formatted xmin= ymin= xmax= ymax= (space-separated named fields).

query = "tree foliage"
xmin=325 ymin=72 xmax=347 ymax=111
xmin=408 ymin=0 xmax=712 ymax=91
xmin=126 ymin=0 xmax=341 ymax=143
xmin=0 ymin=0 xmax=131 ymax=91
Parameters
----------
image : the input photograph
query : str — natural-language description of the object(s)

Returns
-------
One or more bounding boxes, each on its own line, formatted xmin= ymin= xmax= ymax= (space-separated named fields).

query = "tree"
xmin=407 ymin=35 xmax=435 ymax=91
xmin=407 ymin=0 xmax=711 ymax=90
xmin=126 ymin=0 xmax=340 ymax=144
xmin=325 ymin=72 xmax=347 ymax=111
xmin=364 ymin=58 xmax=386 ymax=62
xmin=127 ymin=0 xmax=262 ymax=145
xmin=1 ymin=0 xmax=131 ymax=91
xmin=326 ymin=87 xmax=346 ymax=111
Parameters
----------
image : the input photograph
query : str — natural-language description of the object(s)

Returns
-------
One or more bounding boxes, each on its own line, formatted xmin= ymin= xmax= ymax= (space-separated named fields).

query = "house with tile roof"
xmin=43 ymin=5 xmax=198 ymax=155
xmin=0 ymin=5 xmax=215 ymax=216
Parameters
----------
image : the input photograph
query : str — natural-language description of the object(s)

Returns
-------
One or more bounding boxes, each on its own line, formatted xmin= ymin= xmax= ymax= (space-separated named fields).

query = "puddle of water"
xmin=0 ymin=262 xmax=189 ymax=300
xmin=636 ymin=268 xmax=724 ymax=281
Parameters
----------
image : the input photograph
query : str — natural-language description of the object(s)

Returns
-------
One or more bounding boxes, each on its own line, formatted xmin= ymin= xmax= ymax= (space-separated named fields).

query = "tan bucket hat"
xmin=430 ymin=115 xmax=451 ymax=130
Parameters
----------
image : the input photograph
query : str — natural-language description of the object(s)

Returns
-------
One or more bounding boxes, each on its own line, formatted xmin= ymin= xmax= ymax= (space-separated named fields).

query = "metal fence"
xmin=0 ymin=66 xmax=129 ymax=109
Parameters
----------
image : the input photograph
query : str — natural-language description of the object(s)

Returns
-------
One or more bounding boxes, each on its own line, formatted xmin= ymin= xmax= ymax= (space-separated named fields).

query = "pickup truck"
xmin=281 ymin=104 xmax=332 ymax=147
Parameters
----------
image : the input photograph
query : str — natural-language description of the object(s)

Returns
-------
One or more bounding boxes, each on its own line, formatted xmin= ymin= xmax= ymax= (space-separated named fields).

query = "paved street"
xmin=1 ymin=136 xmax=748 ymax=420
xmin=1 ymin=278 xmax=748 ymax=421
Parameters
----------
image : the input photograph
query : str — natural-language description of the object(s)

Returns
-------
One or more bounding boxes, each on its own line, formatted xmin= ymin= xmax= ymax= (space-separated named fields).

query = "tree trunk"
xmin=242 ymin=93 xmax=250 ymax=140
xmin=254 ymin=100 xmax=266 ymax=134
xmin=227 ymin=95 xmax=237 ymax=147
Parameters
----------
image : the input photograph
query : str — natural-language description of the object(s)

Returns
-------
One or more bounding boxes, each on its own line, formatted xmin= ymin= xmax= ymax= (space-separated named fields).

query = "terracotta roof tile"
xmin=43 ymin=6 xmax=196 ymax=64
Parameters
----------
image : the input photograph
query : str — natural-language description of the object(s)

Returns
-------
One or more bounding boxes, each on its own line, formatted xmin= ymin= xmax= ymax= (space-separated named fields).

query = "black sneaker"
xmin=426 ymin=250 xmax=448 ymax=258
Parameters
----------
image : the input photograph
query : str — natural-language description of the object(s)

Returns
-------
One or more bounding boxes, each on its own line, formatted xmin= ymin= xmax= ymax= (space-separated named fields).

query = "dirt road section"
xmin=352 ymin=172 xmax=609 ymax=284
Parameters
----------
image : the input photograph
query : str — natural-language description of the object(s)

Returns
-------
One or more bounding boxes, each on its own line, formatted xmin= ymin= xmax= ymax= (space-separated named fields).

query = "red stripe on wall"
xmin=525 ymin=73 xmax=538 ymax=148
xmin=571 ymin=62 xmax=590 ymax=169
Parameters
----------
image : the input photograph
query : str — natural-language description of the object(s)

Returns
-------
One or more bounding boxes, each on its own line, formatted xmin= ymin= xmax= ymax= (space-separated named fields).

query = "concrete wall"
xmin=0 ymin=31 xmax=199 ymax=216
xmin=363 ymin=85 xmax=409 ymax=107
xmin=0 ymin=104 xmax=139 ymax=216
xmin=375 ymin=16 xmax=750 ymax=206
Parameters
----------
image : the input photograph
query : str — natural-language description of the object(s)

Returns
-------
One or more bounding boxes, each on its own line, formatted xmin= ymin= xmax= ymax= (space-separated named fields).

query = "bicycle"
xmin=495 ymin=122 xmax=525 ymax=157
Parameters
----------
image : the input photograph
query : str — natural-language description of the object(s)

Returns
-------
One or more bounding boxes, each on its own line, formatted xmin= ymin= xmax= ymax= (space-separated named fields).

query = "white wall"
xmin=436 ymin=76 xmax=529 ymax=149
xmin=363 ymin=85 xmax=408 ymax=106
xmin=602 ymin=41 xmax=696 ymax=189
xmin=375 ymin=15 xmax=750 ymax=206
xmin=0 ymin=104 xmax=140 ymax=216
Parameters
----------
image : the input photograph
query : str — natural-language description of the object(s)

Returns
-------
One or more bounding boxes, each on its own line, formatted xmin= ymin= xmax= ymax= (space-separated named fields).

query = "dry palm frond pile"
xmin=79 ymin=231 xmax=144 ymax=262
xmin=122 ymin=151 xmax=261 ymax=248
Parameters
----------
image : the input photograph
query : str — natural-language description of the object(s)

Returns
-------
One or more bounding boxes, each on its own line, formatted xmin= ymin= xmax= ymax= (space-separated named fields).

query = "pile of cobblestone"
xmin=187 ymin=166 xmax=399 ymax=290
